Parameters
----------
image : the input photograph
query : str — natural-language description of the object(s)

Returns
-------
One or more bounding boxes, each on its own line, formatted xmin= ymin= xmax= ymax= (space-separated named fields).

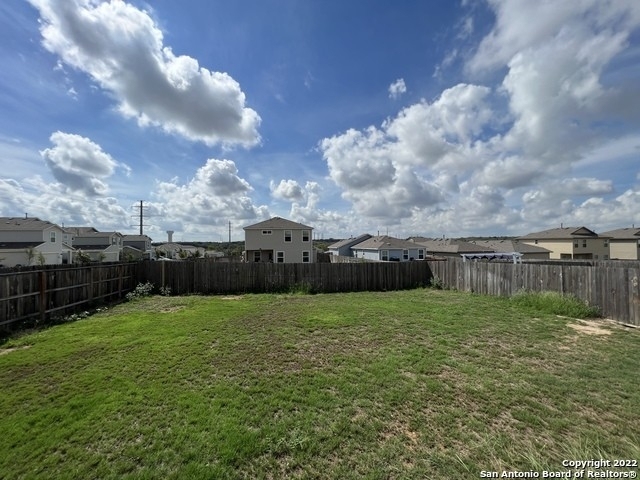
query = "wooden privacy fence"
xmin=0 ymin=263 xmax=138 ymax=328
xmin=428 ymin=258 xmax=640 ymax=326
xmin=138 ymin=260 xmax=431 ymax=295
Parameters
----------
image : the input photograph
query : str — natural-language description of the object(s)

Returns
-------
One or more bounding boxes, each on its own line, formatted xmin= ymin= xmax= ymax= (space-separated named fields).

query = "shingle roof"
xmin=244 ymin=216 xmax=313 ymax=230
xmin=328 ymin=234 xmax=372 ymax=250
xmin=411 ymin=238 xmax=492 ymax=254
xmin=351 ymin=235 xmax=419 ymax=251
xmin=64 ymin=226 xmax=98 ymax=235
xmin=599 ymin=228 xmax=640 ymax=240
xmin=471 ymin=239 xmax=551 ymax=254
xmin=74 ymin=244 xmax=110 ymax=250
xmin=122 ymin=235 xmax=152 ymax=241
xmin=0 ymin=241 xmax=44 ymax=249
xmin=518 ymin=226 xmax=605 ymax=240
xmin=0 ymin=217 xmax=61 ymax=231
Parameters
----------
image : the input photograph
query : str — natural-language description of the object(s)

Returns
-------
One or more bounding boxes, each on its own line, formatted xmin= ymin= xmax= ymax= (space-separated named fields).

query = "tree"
xmin=36 ymin=252 xmax=46 ymax=266
xmin=76 ymin=250 xmax=91 ymax=265
xmin=25 ymin=246 xmax=36 ymax=266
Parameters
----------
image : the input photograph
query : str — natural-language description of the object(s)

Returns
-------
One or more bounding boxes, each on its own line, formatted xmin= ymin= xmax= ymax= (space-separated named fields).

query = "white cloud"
xmin=317 ymin=1 xmax=640 ymax=236
xmin=29 ymin=0 xmax=261 ymax=147
xmin=151 ymin=158 xmax=267 ymax=232
xmin=270 ymin=179 xmax=304 ymax=202
xmin=40 ymin=131 xmax=123 ymax=196
xmin=388 ymin=78 xmax=407 ymax=99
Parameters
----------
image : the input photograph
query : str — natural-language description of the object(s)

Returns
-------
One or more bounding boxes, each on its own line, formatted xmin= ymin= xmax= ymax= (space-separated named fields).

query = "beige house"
xmin=244 ymin=217 xmax=313 ymax=263
xmin=518 ymin=226 xmax=610 ymax=260
xmin=600 ymin=227 xmax=640 ymax=260
xmin=72 ymin=231 xmax=123 ymax=262
xmin=0 ymin=216 xmax=74 ymax=266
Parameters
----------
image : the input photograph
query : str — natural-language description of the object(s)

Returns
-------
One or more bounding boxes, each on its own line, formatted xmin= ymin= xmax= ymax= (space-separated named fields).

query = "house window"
xmin=418 ymin=249 xmax=424 ymax=260
xmin=284 ymin=230 xmax=292 ymax=242
xmin=302 ymin=230 xmax=310 ymax=242
xmin=112 ymin=237 xmax=116 ymax=245
xmin=582 ymin=239 xmax=587 ymax=248
xmin=604 ymin=254 xmax=609 ymax=260
xmin=253 ymin=251 xmax=261 ymax=262
xmin=262 ymin=230 xmax=272 ymax=235
xmin=574 ymin=241 xmax=579 ymax=248
xmin=276 ymin=251 xmax=285 ymax=263
xmin=302 ymin=251 xmax=310 ymax=263
xmin=381 ymin=250 xmax=389 ymax=261
xmin=50 ymin=231 xmax=56 ymax=242
xmin=403 ymin=249 xmax=409 ymax=261
xmin=604 ymin=239 xmax=609 ymax=247
xmin=534 ymin=240 xmax=538 ymax=244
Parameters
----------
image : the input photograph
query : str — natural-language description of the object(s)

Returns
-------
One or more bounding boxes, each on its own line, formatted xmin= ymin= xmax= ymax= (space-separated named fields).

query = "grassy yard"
xmin=1 ymin=290 xmax=639 ymax=479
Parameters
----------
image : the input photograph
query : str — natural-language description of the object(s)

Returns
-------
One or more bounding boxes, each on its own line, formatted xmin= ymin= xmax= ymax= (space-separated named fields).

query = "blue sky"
xmin=1 ymin=0 xmax=639 ymax=241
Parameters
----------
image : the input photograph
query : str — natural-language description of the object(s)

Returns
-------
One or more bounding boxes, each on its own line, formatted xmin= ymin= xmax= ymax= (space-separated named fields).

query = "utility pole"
xmin=131 ymin=200 xmax=150 ymax=235
xmin=228 ymin=220 xmax=232 ymax=255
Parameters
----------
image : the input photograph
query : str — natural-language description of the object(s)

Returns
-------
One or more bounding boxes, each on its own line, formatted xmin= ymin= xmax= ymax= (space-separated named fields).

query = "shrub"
xmin=510 ymin=290 xmax=600 ymax=318
xmin=126 ymin=282 xmax=155 ymax=301
xmin=430 ymin=274 xmax=444 ymax=290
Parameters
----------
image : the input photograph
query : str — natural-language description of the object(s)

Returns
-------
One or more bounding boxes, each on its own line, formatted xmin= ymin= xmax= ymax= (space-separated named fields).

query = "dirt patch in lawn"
xmin=0 ymin=345 xmax=31 ymax=356
xmin=567 ymin=319 xmax=612 ymax=336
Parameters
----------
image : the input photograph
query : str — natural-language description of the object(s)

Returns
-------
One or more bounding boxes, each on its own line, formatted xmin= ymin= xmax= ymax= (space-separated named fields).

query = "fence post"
xmin=39 ymin=270 xmax=47 ymax=323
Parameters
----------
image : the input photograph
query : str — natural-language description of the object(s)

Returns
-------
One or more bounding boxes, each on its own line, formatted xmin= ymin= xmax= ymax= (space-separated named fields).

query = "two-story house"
xmin=518 ymin=226 xmax=610 ymax=260
xmin=122 ymin=234 xmax=153 ymax=260
xmin=0 ymin=216 xmax=73 ymax=266
xmin=350 ymin=235 xmax=425 ymax=262
xmin=599 ymin=227 xmax=640 ymax=260
xmin=244 ymin=217 xmax=314 ymax=263
xmin=72 ymin=231 xmax=123 ymax=262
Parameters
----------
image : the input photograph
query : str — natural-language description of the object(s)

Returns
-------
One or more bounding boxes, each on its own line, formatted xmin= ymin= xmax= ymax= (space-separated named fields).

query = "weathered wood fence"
xmin=3 ymin=259 xmax=638 ymax=329
xmin=428 ymin=258 xmax=640 ymax=326
xmin=138 ymin=260 xmax=431 ymax=295
xmin=0 ymin=263 xmax=138 ymax=329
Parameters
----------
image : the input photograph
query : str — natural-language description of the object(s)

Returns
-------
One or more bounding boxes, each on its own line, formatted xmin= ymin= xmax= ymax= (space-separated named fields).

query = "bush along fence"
xmin=0 ymin=263 xmax=138 ymax=330
xmin=428 ymin=258 xmax=640 ymax=326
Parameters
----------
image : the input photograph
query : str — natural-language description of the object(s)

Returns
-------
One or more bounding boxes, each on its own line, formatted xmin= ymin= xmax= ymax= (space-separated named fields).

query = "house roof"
xmin=74 ymin=231 xmax=122 ymax=238
xmin=599 ymin=228 xmax=640 ymax=240
xmin=244 ymin=216 xmax=313 ymax=231
xmin=74 ymin=244 xmax=110 ymax=250
xmin=64 ymin=226 xmax=98 ymax=235
xmin=411 ymin=238 xmax=492 ymax=254
xmin=122 ymin=235 xmax=152 ymax=241
xmin=328 ymin=234 xmax=373 ymax=250
xmin=351 ymin=235 xmax=419 ymax=251
xmin=0 ymin=217 xmax=61 ymax=231
xmin=518 ymin=226 xmax=607 ymax=240
xmin=0 ymin=241 xmax=44 ymax=249
xmin=471 ymin=239 xmax=551 ymax=254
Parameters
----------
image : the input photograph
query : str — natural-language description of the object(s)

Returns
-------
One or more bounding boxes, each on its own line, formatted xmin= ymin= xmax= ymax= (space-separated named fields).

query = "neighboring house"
xmin=0 ymin=216 xmax=73 ymax=267
xmin=122 ymin=234 xmax=153 ymax=260
xmin=599 ymin=227 xmax=640 ymax=260
xmin=327 ymin=234 xmax=373 ymax=257
xmin=351 ymin=235 xmax=425 ymax=262
xmin=408 ymin=237 xmax=491 ymax=258
xmin=244 ymin=217 xmax=314 ymax=263
xmin=470 ymin=239 xmax=551 ymax=260
xmin=154 ymin=242 xmax=204 ymax=259
xmin=72 ymin=231 xmax=123 ymax=262
xmin=518 ymin=226 xmax=611 ymax=260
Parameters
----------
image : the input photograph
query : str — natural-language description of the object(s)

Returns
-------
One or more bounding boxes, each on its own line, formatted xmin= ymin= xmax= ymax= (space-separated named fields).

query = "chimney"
xmin=167 ymin=230 xmax=174 ymax=243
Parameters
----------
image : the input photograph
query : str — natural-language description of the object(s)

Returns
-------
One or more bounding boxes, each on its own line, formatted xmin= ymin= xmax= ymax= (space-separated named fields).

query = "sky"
xmin=1 ymin=0 xmax=640 ymax=242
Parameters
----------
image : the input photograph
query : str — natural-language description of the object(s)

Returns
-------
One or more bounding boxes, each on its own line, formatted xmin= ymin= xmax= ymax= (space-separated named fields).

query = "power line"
xmin=130 ymin=200 xmax=151 ymax=235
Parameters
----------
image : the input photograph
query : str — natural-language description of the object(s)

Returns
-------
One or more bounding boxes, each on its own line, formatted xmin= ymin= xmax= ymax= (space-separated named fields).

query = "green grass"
xmin=1 ymin=290 xmax=639 ymax=479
